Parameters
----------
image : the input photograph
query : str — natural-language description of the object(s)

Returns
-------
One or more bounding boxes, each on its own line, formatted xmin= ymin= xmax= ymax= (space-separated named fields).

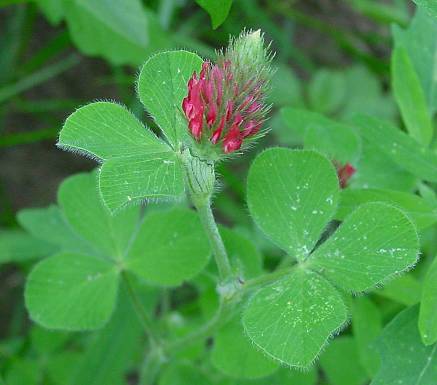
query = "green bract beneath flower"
xmin=182 ymin=30 xmax=273 ymax=159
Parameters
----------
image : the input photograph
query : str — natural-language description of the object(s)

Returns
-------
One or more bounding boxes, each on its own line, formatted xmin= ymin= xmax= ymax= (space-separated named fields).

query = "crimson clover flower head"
xmin=182 ymin=30 xmax=273 ymax=158
xmin=335 ymin=162 xmax=356 ymax=188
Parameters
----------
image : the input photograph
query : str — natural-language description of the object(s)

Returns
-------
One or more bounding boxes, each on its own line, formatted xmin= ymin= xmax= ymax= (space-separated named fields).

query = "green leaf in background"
xmin=0 ymin=230 xmax=54 ymax=264
xmin=158 ymin=362 xmax=210 ymax=385
xmin=5 ymin=359 xmax=40 ymax=385
xmin=267 ymin=367 xmax=318 ymax=385
xmin=58 ymin=102 xmax=184 ymax=212
xmin=375 ymin=273 xmax=422 ymax=306
xmin=352 ymin=297 xmax=382 ymax=376
xmin=69 ymin=283 xmax=143 ymax=385
xmin=34 ymin=0 xmax=65 ymax=25
xmin=211 ymin=316 xmax=278 ymax=379
xmin=64 ymin=0 xmax=169 ymax=65
xmin=393 ymin=8 xmax=437 ymax=115
xmin=413 ymin=0 xmax=437 ymax=20
xmin=25 ymin=252 xmax=119 ymax=330
xmin=349 ymin=139 xmax=416 ymax=191
xmin=138 ymin=50 xmax=204 ymax=148
xmin=353 ymin=115 xmax=437 ymax=182
xmin=126 ymin=208 xmax=211 ymax=286
xmin=337 ymin=188 xmax=437 ymax=230
xmin=391 ymin=46 xmax=433 ymax=146
xmin=195 ymin=0 xmax=233 ymax=29
xmin=243 ymin=268 xmax=348 ymax=368
xmin=341 ymin=65 xmax=396 ymax=121
xmin=220 ymin=227 xmax=263 ymax=279
xmin=307 ymin=69 xmax=347 ymax=115
xmin=279 ymin=108 xmax=361 ymax=163
xmin=419 ymin=256 xmax=437 ymax=345
xmin=371 ymin=306 xmax=437 ymax=385
xmin=269 ymin=65 xmax=302 ymax=107
xmin=309 ymin=202 xmax=419 ymax=292
xmin=319 ymin=336 xmax=368 ymax=385
xmin=247 ymin=148 xmax=339 ymax=262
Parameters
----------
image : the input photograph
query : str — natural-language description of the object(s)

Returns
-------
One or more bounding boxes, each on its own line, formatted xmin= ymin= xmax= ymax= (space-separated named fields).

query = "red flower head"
xmin=182 ymin=30 xmax=272 ymax=156
xmin=336 ymin=162 xmax=356 ymax=188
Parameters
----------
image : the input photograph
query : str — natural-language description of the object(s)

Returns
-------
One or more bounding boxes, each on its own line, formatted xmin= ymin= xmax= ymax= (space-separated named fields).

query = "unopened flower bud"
xmin=182 ymin=30 xmax=273 ymax=157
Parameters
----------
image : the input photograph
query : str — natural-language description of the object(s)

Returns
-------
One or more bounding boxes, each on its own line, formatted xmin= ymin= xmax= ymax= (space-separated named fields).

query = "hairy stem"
xmin=195 ymin=199 xmax=233 ymax=283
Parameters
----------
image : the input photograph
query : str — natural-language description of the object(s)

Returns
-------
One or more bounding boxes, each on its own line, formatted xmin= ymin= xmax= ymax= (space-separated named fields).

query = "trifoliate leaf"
xmin=247 ymin=148 xmax=339 ymax=262
xmin=243 ymin=268 xmax=347 ymax=368
xmin=309 ymin=202 xmax=419 ymax=292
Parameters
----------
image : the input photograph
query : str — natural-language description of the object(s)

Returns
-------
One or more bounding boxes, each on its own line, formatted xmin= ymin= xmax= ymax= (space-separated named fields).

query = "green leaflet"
xmin=419 ymin=256 xmax=437 ymax=345
xmin=58 ymin=172 xmax=140 ymax=257
xmin=391 ymin=45 xmax=433 ymax=146
xmin=99 ymin=151 xmax=185 ymax=212
xmin=307 ymin=69 xmax=347 ymax=115
xmin=195 ymin=0 xmax=233 ymax=29
xmin=337 ymin=188 xmax=437 ymax=231
xmin=25 ymin=252 xmax=119 ymax=330
xmin=125 ymin=208 xmax=210 ymax=287
xmin=138 ymin=50 xmax=203 ymax=148
xmin=59 ymin=102 xmax=168 ymax=161
xmin=372 ymin=306 xmax=437 ymax=385
xmin=243 ymin=268 xmax=348 ymax=368
xmin=309 ymin=203 xmax=419 ymax=292
xmin=211 ymin=316 xmax=278 ymax=379
xmin=0 ymin=230 xmax=55 ymax=264
xmin=64 ymin=0 xmax=170 ymax=65
xmin=24 ymin=171 xmax=211 ymax=331
xmin=393 ymin=8 xmax=437 ymax=115
xmin=353 ymin=115 xmax=437 ymax=182
xmin=247 ymin=148 xmax=339 ymax=262
xmin=18 ymin=205 xmax=95 ymax=256
xmin=244 ymin=148 xmax=419 ymax=368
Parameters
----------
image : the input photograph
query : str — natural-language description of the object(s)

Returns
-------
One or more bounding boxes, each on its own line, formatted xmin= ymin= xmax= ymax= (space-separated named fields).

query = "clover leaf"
xmin=58 ymin=51 xmax=203 ymax=212
xmin=243 ymin=148 xmax=419 ymax=368
xmin=23 ymin=171 xmax=210 ymax=331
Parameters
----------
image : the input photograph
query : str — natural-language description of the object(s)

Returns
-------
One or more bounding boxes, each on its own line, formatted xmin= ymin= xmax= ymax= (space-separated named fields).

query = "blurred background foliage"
xmin=1 ymin=1 xmax=435 ymax=385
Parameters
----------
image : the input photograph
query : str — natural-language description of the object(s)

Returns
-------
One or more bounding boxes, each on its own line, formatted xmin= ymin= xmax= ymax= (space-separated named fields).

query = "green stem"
xmin=195 ymin=199 xmax=233 ymax=283
xmin=139 ymin=348 xmax=165 ymax=385
xmin=122 ymin=272 xmax=160 ymax=349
